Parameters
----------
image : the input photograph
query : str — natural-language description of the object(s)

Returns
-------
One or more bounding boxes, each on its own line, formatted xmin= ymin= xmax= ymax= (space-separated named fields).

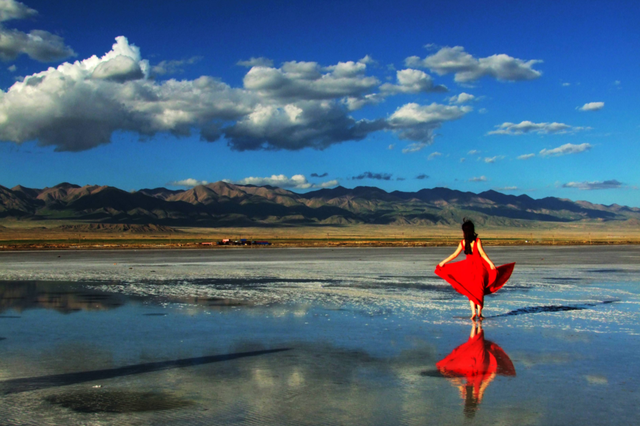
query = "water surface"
xmin=1 ymin=247 xmax=639 ymax=425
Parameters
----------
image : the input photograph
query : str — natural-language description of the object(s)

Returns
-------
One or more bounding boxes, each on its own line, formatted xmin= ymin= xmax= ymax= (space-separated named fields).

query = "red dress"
xmin=435 ymin=238 xmax=515 ymax=307
xmin=436 ymin=330 xmax=516 ymax=402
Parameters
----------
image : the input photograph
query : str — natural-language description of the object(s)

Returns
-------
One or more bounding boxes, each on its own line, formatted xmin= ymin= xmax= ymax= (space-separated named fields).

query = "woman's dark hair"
xmin=462 ymin=219 xmax=477 ymax=254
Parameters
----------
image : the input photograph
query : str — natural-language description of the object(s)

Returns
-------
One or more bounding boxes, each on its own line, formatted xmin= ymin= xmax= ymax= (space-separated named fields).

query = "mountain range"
xmin=1 ymin=182 xmax=639 ymax=228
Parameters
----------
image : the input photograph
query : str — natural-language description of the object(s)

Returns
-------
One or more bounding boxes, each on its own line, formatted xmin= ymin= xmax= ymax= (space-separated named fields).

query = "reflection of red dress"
xmin=435 ymin=239 xmax=515 ymax=307
xmin=436 ymin=330 xmax=516 ymax=398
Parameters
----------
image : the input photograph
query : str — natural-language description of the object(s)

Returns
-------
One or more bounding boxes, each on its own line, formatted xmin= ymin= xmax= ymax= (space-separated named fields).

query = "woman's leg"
xmin=476 ymin=304 xmax=483 ymax=319
xmin=469 ymin=300 xmax=477 ymax=320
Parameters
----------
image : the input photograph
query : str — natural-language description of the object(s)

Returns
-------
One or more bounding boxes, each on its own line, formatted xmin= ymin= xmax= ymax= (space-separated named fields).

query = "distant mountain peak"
xmin=53 ymin=182 xmax=81 ymax=189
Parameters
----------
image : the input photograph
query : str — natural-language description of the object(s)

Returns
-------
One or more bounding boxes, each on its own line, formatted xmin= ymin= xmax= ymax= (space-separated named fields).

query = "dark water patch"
xmin=45 ymin=390 xmax=194 ymax=413
xmin=322 ymin=282 xmax=457 ymax=293
xmin=501 ymin=285 xmax=531 ymax=291
xmin=589 ymin=269 xmax=626 ymax=274
xmin=206 ymin=297 xmax=248 ymax=307
xmin=0 ymin=348 xmax=291 ymax=395
xmin=148 ymin=295 xmax=251 ymax=309
xmin=0 ymin=337 xmax=5 ymax=341
xmin=544 ymin=277 xmax=583 ymax=281
xmin=487 ymin=300 xmax=618 ymax=319
xmin=378 ymin=275 xmax=442 ymax=281
xmin=0 ymin=315 xmax=21 ymax=318
xmin=486 ymin=285 xmax=531 ymax=295
xmin=78 ymin=294 xmax=113 ymax=300
xmin=0 ymin=281 xmax=126 ymax=314
xmin=420 ymin=369 xmax=445 ymax=378
xmin=143 ymin=313 xmax=167 ymax=316
xmin=136 ymin=277 xmax=340 ymax=289
xmin=325 ymin=281 xmax=531 ymax=296
xmin=273 ymin=285 xmax=309 ymax=289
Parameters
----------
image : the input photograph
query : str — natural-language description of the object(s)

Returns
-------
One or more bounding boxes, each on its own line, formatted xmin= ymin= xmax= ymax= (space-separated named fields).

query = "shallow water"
xmin=0 ymin=247 xmax=639 ymax=425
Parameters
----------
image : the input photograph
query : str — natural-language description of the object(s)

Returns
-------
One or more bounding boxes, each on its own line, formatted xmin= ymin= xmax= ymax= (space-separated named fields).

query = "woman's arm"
xmin=438 ymin=242 xmax=463 ymax=267
xmin=476 ymin=239 xmax=496 ymax=270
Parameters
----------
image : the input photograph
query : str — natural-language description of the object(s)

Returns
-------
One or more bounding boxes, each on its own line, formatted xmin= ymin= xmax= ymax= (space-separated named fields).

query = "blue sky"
xmin=0 ymin=0 xmax=638 ymax=206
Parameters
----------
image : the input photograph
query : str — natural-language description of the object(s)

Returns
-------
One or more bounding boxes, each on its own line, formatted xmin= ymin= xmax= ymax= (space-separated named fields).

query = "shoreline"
xmin=2 ymin=238 xmax=640 ymax=251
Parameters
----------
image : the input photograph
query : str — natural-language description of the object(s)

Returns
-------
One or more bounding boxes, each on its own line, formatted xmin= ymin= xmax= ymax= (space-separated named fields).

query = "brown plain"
xmin=1 ymin=221 xmax=639 ymax=250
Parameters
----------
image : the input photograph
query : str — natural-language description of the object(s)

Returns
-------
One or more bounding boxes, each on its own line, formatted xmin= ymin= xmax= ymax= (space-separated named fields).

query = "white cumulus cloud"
xmin=447 ymin=92 xmax=476 ymax=104
xmin=224 ymin=101 xmax=386 ymax=151
xmin=578 ymin=102 xmax=604 ymax=112
xmin=0 ymin=0 xmax=35 ymax=22
xmin=231 ymin=174 xmax=338 ymax=189
xmin=517 ymin=153 xmax=535 ymax=160
xmin=402 ymin=143 xmax=428 ymax=153
xmin=0 ymin=36 xmax=255 ymax=151
xmin=483 ymin=156 xmax=503 ymax=163
xmin=168 ymin=178 xmax=209 ymax=187
xmin=562 ymin=179 xmax=623 ymax=190
xmin=236 ymin=57 xmax=274 ymax=67
xmin=427 ymin=151 xmax=442 ymax=160
xmin=151 ymin=56 xmax=202 ymax=76
xmin=92 ymin=55 xmax=144 ymax=82
xmin=488 ymin=121 xmax=588 ymax=135
xmin=406 ymin=46 xmax=542 ymax=83
xmin=316 ymin=179 xmax=340 ymax=188
xmin=243 ymin=60 xmax=379 ymax=101
xmin=343 ymin=93 xmax=383 ymax=111
xmin=380 ymin=69 xmax=447 ymax=94
xmin=0 ymin=0 xmax=75 ymax=62
xmin=0 ymin=36 xmax=478 ymax=153
xmin=539 ymin=143 xmax=592 ymax=157
xmin=358 ymin=55 xmax=377 ymax=65
xmin=469 ymin=176 xmax=487 ymax=182
xmin=389 ymin=102 xmax=470 ymax=151
xmin=234 ymin=174 xmax=312 ymax=189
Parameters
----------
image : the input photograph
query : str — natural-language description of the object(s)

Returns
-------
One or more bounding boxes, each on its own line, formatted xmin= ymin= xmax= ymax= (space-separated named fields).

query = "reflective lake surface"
xmin=1 ymin=247 xmax=639 ymax=425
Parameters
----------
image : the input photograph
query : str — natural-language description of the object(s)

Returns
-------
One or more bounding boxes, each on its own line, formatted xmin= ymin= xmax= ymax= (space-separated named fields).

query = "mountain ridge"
xmin=1 ymin=182 xmax=638 ymax=227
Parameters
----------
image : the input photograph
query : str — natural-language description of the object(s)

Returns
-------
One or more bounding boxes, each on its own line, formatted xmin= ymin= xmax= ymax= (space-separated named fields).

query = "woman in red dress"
xmin=435 ymin=220 xmax=515 ymax=319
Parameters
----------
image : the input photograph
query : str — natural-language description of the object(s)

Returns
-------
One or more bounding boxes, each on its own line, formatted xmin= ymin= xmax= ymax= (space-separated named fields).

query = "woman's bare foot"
xmin=469 ymin=301 xmax=477 ymax=320
xmin=477 ymin=313 xmax=484 ymax=320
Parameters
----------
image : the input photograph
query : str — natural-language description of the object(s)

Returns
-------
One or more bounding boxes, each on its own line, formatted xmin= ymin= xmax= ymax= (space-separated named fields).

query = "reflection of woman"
xmin=435 ymin=220 xmax=515 ymax=319
xmin=436 ymin=323 xmax=516 ymax=418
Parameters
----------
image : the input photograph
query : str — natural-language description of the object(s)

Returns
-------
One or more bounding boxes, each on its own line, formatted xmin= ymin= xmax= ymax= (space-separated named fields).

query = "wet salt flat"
xmin=1 ymin=246 xmax=639 ymax=425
